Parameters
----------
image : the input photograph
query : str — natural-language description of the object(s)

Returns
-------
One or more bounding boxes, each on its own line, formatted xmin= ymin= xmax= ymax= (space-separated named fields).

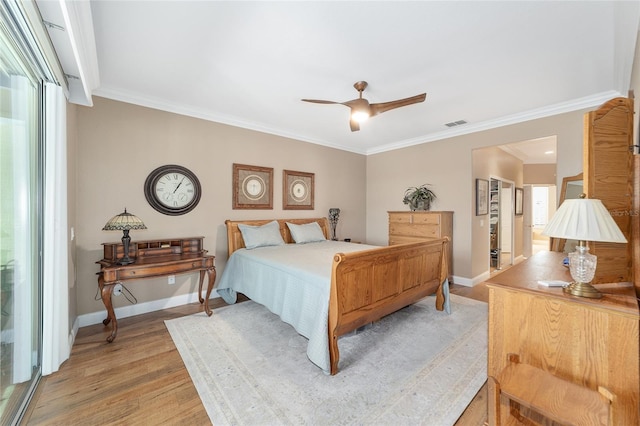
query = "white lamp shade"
xmin=542 ymin=198 xmax=627 ymax=243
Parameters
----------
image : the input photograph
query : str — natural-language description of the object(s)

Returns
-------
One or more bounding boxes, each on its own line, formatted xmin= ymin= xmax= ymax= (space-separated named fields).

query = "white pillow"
xmin=238 ymin=220 xmax=285 ymax=249
xmin=286 ymin=222 xmax=326 ymax=244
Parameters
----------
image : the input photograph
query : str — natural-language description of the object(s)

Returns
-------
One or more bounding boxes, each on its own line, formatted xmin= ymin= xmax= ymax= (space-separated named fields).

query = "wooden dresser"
xmin=388 ymin=211 xmax=453 ymax=281
xmin=486 ymin=251 xmax=639 ymax=424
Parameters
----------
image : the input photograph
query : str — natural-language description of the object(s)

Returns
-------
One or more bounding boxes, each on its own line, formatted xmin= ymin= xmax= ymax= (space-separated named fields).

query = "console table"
xmin=97 ymin=236 xmax=216 ymax=343
xmin=486 ymin=251 xmax=639 ymax=424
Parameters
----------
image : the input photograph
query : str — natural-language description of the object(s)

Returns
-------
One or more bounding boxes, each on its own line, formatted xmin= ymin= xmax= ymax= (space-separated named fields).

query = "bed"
xmin=216 ymin=217 xmax=449 ymax=375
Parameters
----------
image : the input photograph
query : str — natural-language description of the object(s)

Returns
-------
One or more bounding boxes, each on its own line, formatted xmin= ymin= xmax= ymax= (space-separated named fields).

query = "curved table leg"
xmin=203 ymin=266 xmax=216 ymax=317
xmin=198 ymin=270 xmax=206 ymax=304
xmin=98 ymin=274 xmax=118 ymax=343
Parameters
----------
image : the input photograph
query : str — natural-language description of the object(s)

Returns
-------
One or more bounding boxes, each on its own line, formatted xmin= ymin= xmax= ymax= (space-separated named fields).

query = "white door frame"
xmin=489 ymin=175 xmax=515 ymax=269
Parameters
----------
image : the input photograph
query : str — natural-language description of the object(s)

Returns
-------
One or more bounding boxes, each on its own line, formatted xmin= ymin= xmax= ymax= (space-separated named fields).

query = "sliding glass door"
xmin=0 ymin=10 xmax=43 ymax=425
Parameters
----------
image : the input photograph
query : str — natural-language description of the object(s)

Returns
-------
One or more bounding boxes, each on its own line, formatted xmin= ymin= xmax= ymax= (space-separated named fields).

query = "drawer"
xmin=389 ymin=213 xmax=441 ymax=225
xmin=389 ymin=223 xmax=441 ymax=238
xmin=106 ymin=259 xmax=211 ymax=281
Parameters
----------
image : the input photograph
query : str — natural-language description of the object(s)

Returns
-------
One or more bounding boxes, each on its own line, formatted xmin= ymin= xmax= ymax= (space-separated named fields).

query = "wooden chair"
xmin=489 ymin=354 xmax=614 ymax=425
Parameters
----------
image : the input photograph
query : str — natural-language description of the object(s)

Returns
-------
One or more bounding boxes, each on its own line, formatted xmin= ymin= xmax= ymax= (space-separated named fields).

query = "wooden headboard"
xmin=225 ymin=218 xmax=330 ymax=256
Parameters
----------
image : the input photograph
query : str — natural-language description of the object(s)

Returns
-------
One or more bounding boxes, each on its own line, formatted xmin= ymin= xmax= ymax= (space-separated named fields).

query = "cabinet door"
xmin=584 ymin=97 xmax=633 ymax=283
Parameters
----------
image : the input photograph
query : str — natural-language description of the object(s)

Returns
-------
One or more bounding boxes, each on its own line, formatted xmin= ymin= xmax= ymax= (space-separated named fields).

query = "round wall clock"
xmin=144 ymin=164 xmax=202 ymax=216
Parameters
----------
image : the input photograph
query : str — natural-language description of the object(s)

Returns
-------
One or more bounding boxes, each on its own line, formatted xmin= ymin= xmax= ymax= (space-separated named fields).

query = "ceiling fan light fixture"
xmin=352 ymin=110 xmax=370 ymax=123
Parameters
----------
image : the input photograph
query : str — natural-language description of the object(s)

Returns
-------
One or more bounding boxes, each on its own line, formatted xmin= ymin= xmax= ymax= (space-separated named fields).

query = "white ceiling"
xmin=38 ymin=1 xmax=640 ymax=157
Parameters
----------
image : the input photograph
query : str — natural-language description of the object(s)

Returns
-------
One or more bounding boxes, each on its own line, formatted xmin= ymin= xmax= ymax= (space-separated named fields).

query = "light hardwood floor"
xmin=24 ymin=287 xmax=489 ymax=425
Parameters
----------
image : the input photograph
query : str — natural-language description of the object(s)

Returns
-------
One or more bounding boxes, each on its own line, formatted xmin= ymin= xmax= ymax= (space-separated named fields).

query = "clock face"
xmin=144 ymin=165 xmax=201 ymax=216
xmin=155 ymin=172 xmax=196 ymax=208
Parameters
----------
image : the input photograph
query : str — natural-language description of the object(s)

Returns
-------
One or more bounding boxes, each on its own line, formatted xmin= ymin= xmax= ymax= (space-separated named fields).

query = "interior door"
xmin=500 ymin=183 xmax=513 ymax=267
xmin=584 ymin=97 xmax=634 ymax=283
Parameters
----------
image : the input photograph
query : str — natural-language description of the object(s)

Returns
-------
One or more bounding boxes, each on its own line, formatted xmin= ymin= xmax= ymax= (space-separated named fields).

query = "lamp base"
xmin=562 ymin=281 xmax=602 ymax=299
xmin=117 ymin=229 xmax=136 ymax=265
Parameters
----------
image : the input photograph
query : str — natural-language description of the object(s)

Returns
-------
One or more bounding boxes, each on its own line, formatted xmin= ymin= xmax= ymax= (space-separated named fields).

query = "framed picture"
xmin=515 ymin=187 xmax=524 ymax=216
xmin=283 ymin=169 xmax=314 ymax=210
xmin=476 ymin=178 xmax=489 ymax=216
xmin=232 ymin=163 xmax=273 ymax=209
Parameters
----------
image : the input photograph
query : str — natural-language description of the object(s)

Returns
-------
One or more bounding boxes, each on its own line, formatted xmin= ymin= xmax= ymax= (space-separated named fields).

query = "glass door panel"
xmin=0 ymin=18 xmax=43 ymax=425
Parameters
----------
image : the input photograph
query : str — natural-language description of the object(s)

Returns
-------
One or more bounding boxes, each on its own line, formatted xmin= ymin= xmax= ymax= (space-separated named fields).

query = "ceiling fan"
xmin=301 ymin=81 xmax=426 ymax=132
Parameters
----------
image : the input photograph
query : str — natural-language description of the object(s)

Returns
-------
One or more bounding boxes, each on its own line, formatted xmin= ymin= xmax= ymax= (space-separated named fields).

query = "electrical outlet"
xmin=168 ymin=275 xmax=176 ymax=285
xmin=113 ymin=283 xmax=123 ymax=296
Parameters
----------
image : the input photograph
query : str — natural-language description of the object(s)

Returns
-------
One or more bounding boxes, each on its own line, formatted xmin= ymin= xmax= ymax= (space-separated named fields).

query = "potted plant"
xmin=403 ymin=184 xmax=436 ymax=211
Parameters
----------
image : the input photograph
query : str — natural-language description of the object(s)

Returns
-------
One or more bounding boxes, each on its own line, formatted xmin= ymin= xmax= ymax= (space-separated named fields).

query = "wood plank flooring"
xmin=24 ymin=286 xmax=489 ymax=425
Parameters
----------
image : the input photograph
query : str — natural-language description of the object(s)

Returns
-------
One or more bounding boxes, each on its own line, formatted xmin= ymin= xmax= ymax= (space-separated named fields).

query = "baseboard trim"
xmin=453 ymin=272 xmax=490 ymax=287
xmin=78 ymin=292 xmax=221 ymax=327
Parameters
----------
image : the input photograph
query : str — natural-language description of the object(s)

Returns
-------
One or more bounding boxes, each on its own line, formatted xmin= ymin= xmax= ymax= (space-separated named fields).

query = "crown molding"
xmin=93 ymin=88 xmax=621 ymax=156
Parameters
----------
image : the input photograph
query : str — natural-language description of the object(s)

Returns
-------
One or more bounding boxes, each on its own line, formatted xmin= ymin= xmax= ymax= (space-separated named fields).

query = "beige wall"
xmin=524 ymin=164 xmax=556 ymax=185
xmin=366 ymin=109 xmax=587 ymax=284
xmin=74 ymin=97 xmax=366 ymax=316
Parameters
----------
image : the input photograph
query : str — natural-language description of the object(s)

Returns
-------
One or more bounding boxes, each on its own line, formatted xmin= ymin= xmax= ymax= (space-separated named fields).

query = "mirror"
xmin=549 ymin=172 xmax=583 ymax=252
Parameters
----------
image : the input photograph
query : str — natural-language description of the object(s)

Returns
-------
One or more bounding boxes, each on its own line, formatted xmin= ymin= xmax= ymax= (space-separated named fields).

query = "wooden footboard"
xmin=328 ymin=238 xmax=448 ymax=375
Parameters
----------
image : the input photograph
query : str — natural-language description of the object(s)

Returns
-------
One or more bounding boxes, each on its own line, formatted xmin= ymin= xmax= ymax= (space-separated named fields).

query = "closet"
xmin=489 ymin=179 xmax=501 ymax=269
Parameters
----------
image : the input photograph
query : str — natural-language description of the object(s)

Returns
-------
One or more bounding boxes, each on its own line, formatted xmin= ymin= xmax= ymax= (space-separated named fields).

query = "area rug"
xmin=165 ymin=294 xmax=487 ymax=426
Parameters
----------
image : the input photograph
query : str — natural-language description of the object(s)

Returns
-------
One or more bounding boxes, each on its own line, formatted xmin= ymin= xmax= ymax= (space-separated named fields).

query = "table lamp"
xmin=102 ymin=208 xmax=147 ymax=265
xmin=542 ymin=195 xmax=627 ymax=298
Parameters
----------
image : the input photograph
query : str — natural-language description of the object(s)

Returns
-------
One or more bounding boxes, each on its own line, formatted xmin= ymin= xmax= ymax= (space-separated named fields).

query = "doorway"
xmin=489 ymin=177 xmax=514 ymax=271
xmin=530 ymin=185 xmax=555 ymax=255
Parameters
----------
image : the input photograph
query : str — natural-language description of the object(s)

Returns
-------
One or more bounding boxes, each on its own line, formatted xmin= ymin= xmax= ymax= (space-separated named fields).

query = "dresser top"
xmin=486 ymin=251 xmax=639 ymax=317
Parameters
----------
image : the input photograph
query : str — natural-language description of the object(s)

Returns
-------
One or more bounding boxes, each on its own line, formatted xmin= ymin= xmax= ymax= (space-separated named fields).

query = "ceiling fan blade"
xmin=370 ymin=93 xmax=426 ymax=117
xmin=342 ymin=98 xmax=368 ymax=108
xmin=349 ymin=118 xmax=360 ymax=132
xmin=301 ymin=99 xmax=341 ymax=105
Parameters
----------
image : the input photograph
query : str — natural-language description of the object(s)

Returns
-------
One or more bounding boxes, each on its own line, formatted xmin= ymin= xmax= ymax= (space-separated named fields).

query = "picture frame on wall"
xmin=515 ymin=187 xmax=524 ymax=216
xmin=232 ymin=163 xmax=274 ymax=209
xmin=476 ymin=178 xmax=489 ymax=216
xmin=283 ymin=169 xmax=314 ymax=210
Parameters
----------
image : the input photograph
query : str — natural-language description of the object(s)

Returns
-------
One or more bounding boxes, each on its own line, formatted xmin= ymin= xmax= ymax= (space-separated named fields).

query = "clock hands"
xmin=173 ymin=176 xmax=185 ymax=193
